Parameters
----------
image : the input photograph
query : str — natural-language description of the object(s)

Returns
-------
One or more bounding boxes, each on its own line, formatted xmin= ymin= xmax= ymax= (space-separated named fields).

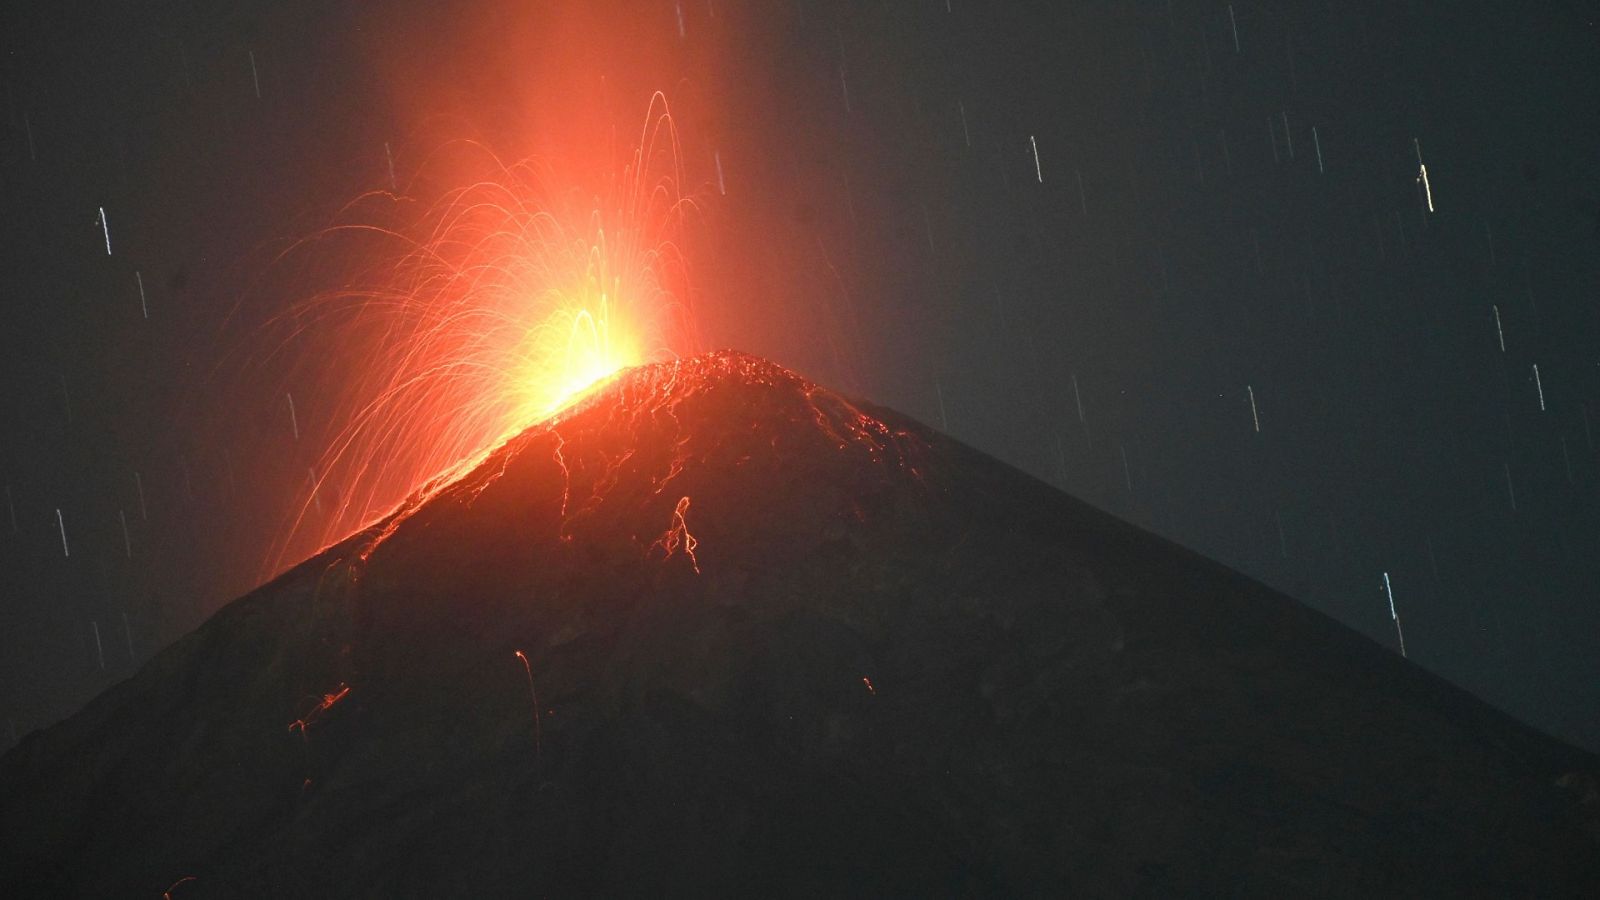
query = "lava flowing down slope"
xmin=2 ymin=351 xmax=1596 ymax=896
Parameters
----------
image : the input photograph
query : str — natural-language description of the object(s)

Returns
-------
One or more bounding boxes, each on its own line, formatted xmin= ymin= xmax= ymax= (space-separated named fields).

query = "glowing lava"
xmin=287 ymin=683 xmax=351 ymax=738
xmin=258 ymin=95 xmax=698 ymax=577
xmin=650 ymin=495 xmax=701 ymax=573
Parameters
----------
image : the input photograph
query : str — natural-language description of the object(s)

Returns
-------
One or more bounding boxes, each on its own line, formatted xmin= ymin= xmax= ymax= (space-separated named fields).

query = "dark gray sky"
xmin=2 ymin=0 xmax=1598 ymax=751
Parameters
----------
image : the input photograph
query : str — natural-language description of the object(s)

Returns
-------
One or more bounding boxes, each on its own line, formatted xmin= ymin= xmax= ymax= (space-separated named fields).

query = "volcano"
xmin=2 ymin=351 xmax=1595 ymax=896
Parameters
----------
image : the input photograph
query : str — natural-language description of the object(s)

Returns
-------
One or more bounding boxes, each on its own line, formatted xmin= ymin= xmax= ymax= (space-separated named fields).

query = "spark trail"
xmin=514 ymin=650 xmax=541 ymax=762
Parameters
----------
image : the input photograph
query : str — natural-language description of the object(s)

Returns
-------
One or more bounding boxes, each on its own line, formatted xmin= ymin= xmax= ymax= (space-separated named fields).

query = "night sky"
xmin=3 ymin=0 xmax=1598 ymax=753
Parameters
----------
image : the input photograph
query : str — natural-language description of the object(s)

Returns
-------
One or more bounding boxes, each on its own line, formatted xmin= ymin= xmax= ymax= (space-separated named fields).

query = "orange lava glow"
xmin=651 ymin=495 xmax=701 ymax=574
xmin=261 ymin=94 xmax=698 ymax=577
xmin=288 ymin=683 xmax=351 ymax=738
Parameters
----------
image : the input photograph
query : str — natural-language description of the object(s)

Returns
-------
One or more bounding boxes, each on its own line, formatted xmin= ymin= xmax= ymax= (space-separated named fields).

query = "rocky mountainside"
xmin=2 ymin=351 xmax=1595 ymax=896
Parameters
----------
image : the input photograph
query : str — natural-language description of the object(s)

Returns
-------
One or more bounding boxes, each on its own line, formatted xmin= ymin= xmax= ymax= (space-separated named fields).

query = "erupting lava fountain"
xmin=255 ymin=94 xmax=699 ymax=579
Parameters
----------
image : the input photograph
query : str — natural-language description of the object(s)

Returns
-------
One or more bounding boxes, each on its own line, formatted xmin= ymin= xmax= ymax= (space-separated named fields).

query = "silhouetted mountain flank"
xmin=2 ymin=351 xmax=1596 ymax=896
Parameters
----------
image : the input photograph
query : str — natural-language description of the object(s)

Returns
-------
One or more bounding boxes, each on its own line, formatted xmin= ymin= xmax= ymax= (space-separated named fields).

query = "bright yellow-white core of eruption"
xmin=507 ymin=284 xmax=643 ymax=427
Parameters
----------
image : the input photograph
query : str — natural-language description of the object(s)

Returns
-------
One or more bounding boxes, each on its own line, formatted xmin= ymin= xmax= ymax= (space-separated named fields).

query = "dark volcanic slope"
xmin=2 ymin=351 xmax=1596 ymax=897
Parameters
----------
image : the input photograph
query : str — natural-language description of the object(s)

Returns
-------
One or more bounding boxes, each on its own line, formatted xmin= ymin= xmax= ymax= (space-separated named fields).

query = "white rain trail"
xmin=1228 ymin=5 xmax=1241 ymax=52
xmin=55 ymin=508 xmax=69 ymax=557
xmin=97 ymin=207 xmax=111 ymax=255
xmin=134 ymin=471 xmax=147 ymax=520
xmin=287 ymin=392 xmax=300 ymax=441
xmin=385 ymin=142 xmax=397 ymax=191
xmin=23 ymin=112 xmax=37 ymax=161
xmin=1504 ymin=462 xmax=1517 ymax=511
xmin=1247 ymin=385 xmax=1261 ymax=432
xmin=1532 ymin=363 xmax=1546 ymax=411
xmin=714 ymin=150 xmax=726 ymax=195
xmin=1492 ymin=305 xmax=1506 ymax=351
xmin=119 ymin=509 xmax=131 ymax=558
xmin=958 ymin=101 xmax=971 ymax=147
xmin=136 ymin=271 xmax=148 ymax=319
xmin=308 ymin=468 xmax=323 ymax=514
xmin=1415 ymin=139 xmax=1434 ymax=212
xmin=1030 ymin=135 xmax=1043 ymax=182
xmin=249 ymin=50 xmax=261 ymax=98
xmin=91 ymin=621 xmax=105 ymax=670
xmin=121 ymin=612 xmax=135 ymax=663
xmin=1382 ymin=572 xmax=1407 ymax=658
xmin=1312 ymin=127 xmax=1324 ymax=173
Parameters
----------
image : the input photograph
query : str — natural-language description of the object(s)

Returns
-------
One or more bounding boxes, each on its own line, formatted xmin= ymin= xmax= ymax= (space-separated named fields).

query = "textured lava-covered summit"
xmin=3 ymin=350 xmax=1595 ymax=897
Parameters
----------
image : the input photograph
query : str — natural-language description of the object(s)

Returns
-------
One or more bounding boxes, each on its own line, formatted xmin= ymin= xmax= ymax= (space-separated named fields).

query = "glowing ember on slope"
xmin=259 ymin=94 xmax=698 ymax=578
xmin=287 ymin=683 xmax=351 ymax=738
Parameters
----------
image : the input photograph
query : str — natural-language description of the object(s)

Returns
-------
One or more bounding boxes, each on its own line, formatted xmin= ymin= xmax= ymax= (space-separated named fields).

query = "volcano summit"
xmin=2 ymin=351 xmax=1596 ymax=896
